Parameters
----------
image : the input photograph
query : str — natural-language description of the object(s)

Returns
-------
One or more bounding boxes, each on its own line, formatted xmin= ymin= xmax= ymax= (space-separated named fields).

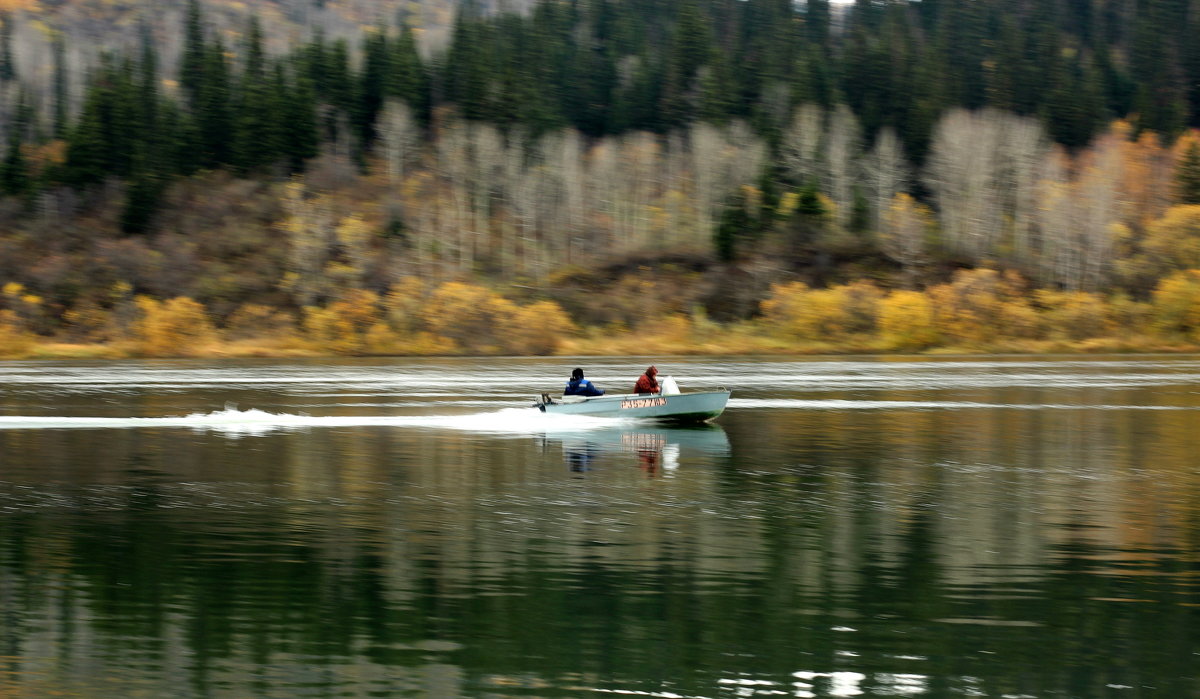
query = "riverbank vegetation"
xmin=5 ymin=267 xmax=1200 ymax=358
xmin=2 ymin=1 xmax=1200 ymax=358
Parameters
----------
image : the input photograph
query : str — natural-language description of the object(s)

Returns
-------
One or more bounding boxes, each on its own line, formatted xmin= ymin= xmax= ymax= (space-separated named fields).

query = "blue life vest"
xmin=564 ymin=378 xmax=604 ymax=396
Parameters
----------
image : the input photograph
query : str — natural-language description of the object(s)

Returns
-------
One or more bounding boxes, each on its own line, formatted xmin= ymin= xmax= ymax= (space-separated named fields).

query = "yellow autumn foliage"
xmin=301 ymin=290 xmax=385 ymax=355
xmin=1034 ymin=290 xmax=1112 ymax=340
xmin=1151 ymin=270 xmax=1200 ymax=340
xmin=420 ymin=281 xmax=518 ymax=354
xmin=878 ymin=291 xmax=938 ymax=350
xmin=224 ymin=303 xmax=299 ymax=342
xmin=927 ymin=269 xmax=1040 ymax=344
xmin=759 ymin=281 xmax=881 ymax=341
xmin=1139 ymin=205 xmax=1200 ymax=276
xmin=383 ymin=277 xmax=430 ymax=335
xmin=0 ymin=309 xmax=33 ymax=357
xmin=133 ymin=296 xmax=216 ymax=356
xmin=500 ymin=300 xmax=577 ymax=355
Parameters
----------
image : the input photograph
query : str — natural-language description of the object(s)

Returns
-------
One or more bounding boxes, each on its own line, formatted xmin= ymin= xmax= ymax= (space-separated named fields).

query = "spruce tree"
xmin=1176 ymin=141 xmax=1200 ymax=204
xmin=282 ymin=68 xmax=319 ymax=172
xmin=0 ymin=136 xmax=28 ymax=196
xmin=715 ymin=191 xmax=758 ymax=262
xmin=180 ymin=0 xmax=206 ymax=100
xmin=0 ymin=91 xmax=28 ymax=196
xmin=387 ymin=27 xmax=426 ymax=113
xmin=0 ymin=12 xmax=14 ymax=82
xmin=357 ymin=30 xmax=390 ymax=148
xmin=232 ymin=19 xmax=282 ymax=174
xmin=52 ymin=33 xmax=68 ymax=138
xmin=195 ymin=39 xmax=233 ymax=169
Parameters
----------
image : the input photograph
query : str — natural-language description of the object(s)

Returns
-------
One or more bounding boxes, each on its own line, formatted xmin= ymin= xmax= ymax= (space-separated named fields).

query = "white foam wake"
xmin=731 ymin=398 xmax=1198 ymax=410
xmin=0 ymin=406 xmax=638 ymax=436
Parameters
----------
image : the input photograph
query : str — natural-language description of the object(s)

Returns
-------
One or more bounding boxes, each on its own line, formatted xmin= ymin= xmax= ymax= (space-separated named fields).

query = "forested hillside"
xmin=2 ymin=0 xmax=1200 ymax=357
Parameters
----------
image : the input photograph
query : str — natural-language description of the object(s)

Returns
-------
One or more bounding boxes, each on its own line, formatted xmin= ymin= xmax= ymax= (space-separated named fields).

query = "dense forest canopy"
xmin=2 ymin=0 xmax=1200 ymax=356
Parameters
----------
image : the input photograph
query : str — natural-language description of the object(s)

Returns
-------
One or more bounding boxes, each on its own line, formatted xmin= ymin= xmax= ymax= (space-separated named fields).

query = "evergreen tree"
xmin=120 ymin=173 xmax=165 ymax=235
xmin=386 ymin=27 xmax=426 ymax=114
xmin=138 ymin=23 xmax=161 ymax=151
xmin=0 ymin=135 xmax=28 ymax=196
xmin=180 ymin=0 xmax=206 ymax=100
xmin=357 ymin=30 xmax=391 ymax=148
xmin=1176 ymin=141 xmax=1200 ymax=205
xmin=714 ymin=190 xmax=759 ymax=262
xmin=52 ymin=33 xmax=68 ymax=138
xmin=0 ymin=93 xmax=30 ymax=196
xmin=443 ymin=10 xmax=493 ymax=121
xmin=1129 ymin=1 xmax=1188 ymax=136
xmin=659 ymin=0 xmax=715 ymax=128
xmin=0 ymin=12 xmax=14 ymax=82
xmin=64 ymin=58 xmax=141 ymax=184
xmin=195 ymin=39 xmax=233 ymax=169
xmin=281 ymin=67 xmax=319 ymax=172
xmin=804 ymin=0 xmax=831 ymax=46
xmin=232 ymin=19 xmax=283 ymax=174
xmin=1044 ymin=55 xmax=1104 ymax=149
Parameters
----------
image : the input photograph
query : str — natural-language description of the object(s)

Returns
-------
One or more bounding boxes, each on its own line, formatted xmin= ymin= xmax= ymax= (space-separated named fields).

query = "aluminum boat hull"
xmin=535 ymin=390 xmax=731 ymax=423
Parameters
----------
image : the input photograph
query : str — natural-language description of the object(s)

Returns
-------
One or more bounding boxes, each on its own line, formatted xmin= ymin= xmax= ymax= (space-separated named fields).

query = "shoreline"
xmin=5 ymin=337 xmax=1199 ymax=361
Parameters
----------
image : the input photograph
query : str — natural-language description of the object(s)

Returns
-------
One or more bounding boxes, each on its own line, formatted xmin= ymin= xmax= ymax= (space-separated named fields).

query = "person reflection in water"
xmin=565 ymin=444 xmax=598 ymax=474
xmin=637 ymin=447 xmax=661 ymax=476
xmin=633 ymin=365 xmax=660 ymax=395
xmin=564 ymin=367 xmax=604 ymax=396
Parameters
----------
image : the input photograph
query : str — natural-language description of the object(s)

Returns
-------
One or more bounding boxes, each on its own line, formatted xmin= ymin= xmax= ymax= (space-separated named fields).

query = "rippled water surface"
xmin=1 ymin=355 xmax=1197 ymax=697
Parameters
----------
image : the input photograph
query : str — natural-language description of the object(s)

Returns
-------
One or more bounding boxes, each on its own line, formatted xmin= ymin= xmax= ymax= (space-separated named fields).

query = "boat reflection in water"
xmin=543 ymin=424 xmax=731 ymax=476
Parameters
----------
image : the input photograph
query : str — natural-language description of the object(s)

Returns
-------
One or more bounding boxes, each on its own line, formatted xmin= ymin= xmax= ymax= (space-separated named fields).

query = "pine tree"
xmin=0 ymin=94 xmax=29 ymax=196
xmin=232 ymin=19 xmax=283 ymax=174
xmin=281 ymin=68 xmax=319 ymax=172
xmin=63 ymin=58 xmax=141 ymax=184
xmin=52 ymin=33 xmax=68 ymax=138
xmin=195 ymin=39 xmax=233 ymax=169
xmin=357 ymin=30 xmax=390 ymax=148
xmin=0 ymin=12 xmax=14 ymax=82
xmin=714 ymin=190 xmax=758 ymax=262
xmin=387 ymin=27 xmax=426 ymax=113
xmin=0 ymin=136 xmax=28 ymax=196
xmin=805 ymin=0 xmax=831 ymax=46
xmin=1176 ymin=141 xmax=1200 ymax=204
xmin=1130 ymin=1 xmax=1188 ymax=136
xmin=120 ymin=173 xmax=164 ymax=234
xmin=659 ymin=0 xmax=714 ymax=128
xmin=180 ymin=0 xmax=206 ymax=100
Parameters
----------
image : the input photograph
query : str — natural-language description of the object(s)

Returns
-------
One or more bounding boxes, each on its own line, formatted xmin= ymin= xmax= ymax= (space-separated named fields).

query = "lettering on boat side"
xmin=621 ymin=397 xmax=667 ymax=410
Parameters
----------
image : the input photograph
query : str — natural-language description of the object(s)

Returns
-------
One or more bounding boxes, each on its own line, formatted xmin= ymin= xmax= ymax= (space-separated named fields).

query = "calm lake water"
xmin=0 ymin=356 xmax=1197 ymax=698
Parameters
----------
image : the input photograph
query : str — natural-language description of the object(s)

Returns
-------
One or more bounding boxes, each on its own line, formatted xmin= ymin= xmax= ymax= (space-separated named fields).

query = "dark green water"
xmin=0 ymin=356 xmax=1197 ymax=697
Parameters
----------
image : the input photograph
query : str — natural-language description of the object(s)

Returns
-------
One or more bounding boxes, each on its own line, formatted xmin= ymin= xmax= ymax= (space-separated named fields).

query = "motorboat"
xmin=533 ymin=388 xmax=731 ymax=423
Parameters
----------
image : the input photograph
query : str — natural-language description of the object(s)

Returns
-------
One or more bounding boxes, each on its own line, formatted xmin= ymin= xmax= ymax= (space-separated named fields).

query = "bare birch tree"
xmin=880 ymin=193 xmax=933 ymax=289
xmin=1002 ymin=116 xmax=1050 ymax=269
xmin=536 ymin=130 xmax=586 ymax=265
xmin=435 ymin=121 xmax=503 ymax=272
xmin=1034 ymin=138 xmax=1125 ymax=291
xmin=825 ymin=104 xmax=863 ymax=227
xmin=689 ymin=120 xmax=765 ymax=250
xmin=378 ymin=99 xmax=421 ymax=184
xmin=861 ymin=127 xmax=910 ymax=233
xmin=780 ymin=103 xmax=825 ymax=186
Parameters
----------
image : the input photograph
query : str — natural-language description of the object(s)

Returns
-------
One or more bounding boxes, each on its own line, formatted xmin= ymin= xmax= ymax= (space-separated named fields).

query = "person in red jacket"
xmin=633 ymin=365 xmax=660 ymax=394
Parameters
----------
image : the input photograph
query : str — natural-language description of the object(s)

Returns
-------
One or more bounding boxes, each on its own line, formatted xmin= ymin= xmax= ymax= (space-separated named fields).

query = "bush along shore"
xmin=5 ymin=269 xmax=1200 ymax=359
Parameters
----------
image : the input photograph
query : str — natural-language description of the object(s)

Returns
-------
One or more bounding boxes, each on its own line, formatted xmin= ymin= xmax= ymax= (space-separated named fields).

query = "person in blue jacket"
xmin=564 ymin=368 xmax=604 ymax=396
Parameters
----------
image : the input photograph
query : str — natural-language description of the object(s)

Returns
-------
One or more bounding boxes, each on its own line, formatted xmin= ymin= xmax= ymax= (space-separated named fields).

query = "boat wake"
xmin=731 ymin=398 xmax=1200 ymax=410
xmin=0 ymin=406 xmax=643 ymax=436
